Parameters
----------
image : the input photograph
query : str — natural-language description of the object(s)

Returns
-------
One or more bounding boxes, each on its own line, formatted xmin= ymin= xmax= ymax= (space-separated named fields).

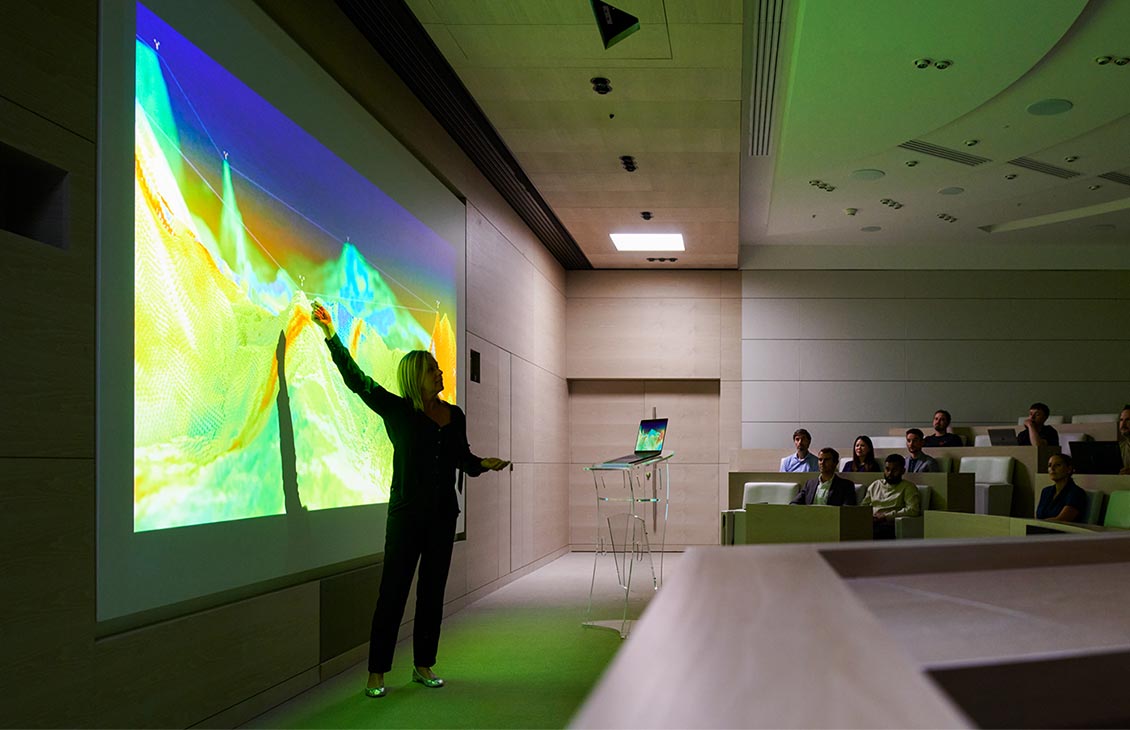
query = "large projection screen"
xmin=97 ymin=0 xmax=467 ymax=624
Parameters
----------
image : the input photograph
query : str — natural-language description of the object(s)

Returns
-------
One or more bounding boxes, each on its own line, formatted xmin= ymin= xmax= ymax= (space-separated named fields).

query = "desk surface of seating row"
xmin=573 ymin=534 xmax=1130 ymax=729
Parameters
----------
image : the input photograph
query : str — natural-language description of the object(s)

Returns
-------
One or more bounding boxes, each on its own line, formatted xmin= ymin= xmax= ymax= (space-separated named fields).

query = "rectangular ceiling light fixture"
xmin=610 ymin=233 xmax=685 ymax=251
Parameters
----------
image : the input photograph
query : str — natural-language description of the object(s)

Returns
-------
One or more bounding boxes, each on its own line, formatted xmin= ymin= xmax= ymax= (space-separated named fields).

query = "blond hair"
xmin=396 ymin=350 xmax=433 ymax=412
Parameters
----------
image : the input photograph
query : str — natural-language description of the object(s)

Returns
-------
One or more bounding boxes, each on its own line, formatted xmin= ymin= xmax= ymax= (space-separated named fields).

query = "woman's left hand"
xmin=481 ymin=457 xmax=510 ymax=471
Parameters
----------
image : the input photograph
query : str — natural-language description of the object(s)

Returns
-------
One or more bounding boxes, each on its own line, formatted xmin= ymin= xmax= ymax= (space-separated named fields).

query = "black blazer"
xmin=791 ymin=475 xmax=858 ymax=506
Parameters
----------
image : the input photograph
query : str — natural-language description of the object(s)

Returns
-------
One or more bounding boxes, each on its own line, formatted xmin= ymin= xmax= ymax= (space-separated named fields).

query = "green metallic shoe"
xmin=364 ymin=685 xmax=386 ymax=698
xmin=412 ymin=666 xmax=445 ymax=688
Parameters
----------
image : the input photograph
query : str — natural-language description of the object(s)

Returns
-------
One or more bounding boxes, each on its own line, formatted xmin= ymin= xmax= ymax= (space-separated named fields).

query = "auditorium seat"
xmin=1070 ymin=413 xmax=1118 ymax=423
xmin=959 ymin=456 xmax=1014 ymax=516
xmin=1080 ymin=488 xmax=1103 ymax=525
xmin=870 ymin=436 xmax=905 ymax=448
xmin=894 ymin=483 xmax=932 ymax=539
xmin=1102 ymin=491 xmax=1130 ymax=529
xmin=742 ymin=482 xmax=800 ymax=507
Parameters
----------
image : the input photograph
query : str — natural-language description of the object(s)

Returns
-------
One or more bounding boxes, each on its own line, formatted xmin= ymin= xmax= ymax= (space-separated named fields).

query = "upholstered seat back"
xmin=743 ymin=482 xmax=800 ymax=506
xmin=1071 ymin=413 xmax=1118 ymax=424
xmin=1081 ymin=489 xmax=1103 ymax=525
xmin=1103 ymin=491 xmax=1130 ymax=529
xmin=959 ymin=456 xmax=1014 ymax=485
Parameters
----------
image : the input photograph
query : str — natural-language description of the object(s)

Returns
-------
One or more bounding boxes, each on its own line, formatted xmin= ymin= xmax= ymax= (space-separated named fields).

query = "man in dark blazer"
xmin=791 ymin=447 xmax=858 ymax=506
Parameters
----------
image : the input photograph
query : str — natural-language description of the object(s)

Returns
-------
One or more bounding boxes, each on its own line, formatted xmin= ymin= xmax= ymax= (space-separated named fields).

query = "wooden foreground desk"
xmin=573 ymin=535 xmax=1130 ymax=729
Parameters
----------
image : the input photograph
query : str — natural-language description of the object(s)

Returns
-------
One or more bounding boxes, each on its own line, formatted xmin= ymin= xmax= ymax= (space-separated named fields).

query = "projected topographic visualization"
xmin=133 ymin=4 xmax=457 ymax=532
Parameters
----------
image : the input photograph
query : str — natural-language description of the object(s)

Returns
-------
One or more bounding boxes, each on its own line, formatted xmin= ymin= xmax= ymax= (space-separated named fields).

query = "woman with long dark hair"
xmin=312 ymin=302 xmax=508 ymax=698
xmin=843 ymin=435 xmax=880 ymax=473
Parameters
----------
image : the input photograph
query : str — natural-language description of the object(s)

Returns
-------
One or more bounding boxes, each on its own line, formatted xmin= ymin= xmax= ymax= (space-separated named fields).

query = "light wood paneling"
xmin=568 ymin=380 xmax=646 ymax=465
xmin=567 ymin=297 xmax=720 ymax=379
xmin=0 ymin=97 xmax=96 ymax=459
xmin=663 ymin=464 xmax=722 ymax=547
xmin=532 ymin=267 xmax=567 ymax=377
xmin=719 ymin=297 xmax=742 ymax=380
xmin=532 ymin=463 xmax=569 ymax=560
xmin=510 ymin=462 xmax=535 ymax=569
xmin=718 ymin=381 xmax=742 ymax=462
xmin=510 ymin=357 xmax=569 ymax=464
xmin=0 ymin=458 xmax=93 ymax=727
xmin=644 ymin=381 xmax=720 ymax=464
xmin=467 ymin=205 xmax=535 ymax=359
xmin=741 ymin=339 xmax=801 ymax=380
xmin=465 ymin=334 xmax=502 ymax=591
xmin=94 ymin=584 xmax=319 ymax=728
xmin=568 ymin=270 xmax=727 ymax=299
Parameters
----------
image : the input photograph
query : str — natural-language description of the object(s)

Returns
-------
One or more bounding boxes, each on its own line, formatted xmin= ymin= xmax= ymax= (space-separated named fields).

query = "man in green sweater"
xmin=860 ymin=453 xmax=920 ymax=539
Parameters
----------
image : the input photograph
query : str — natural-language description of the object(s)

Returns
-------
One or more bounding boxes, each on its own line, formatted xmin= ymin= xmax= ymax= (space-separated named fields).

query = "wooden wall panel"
xmin=0 ymin=1 xmax=97 ymax=141
xmin=467 ymin=204 xmax=535 ymax=360
xmin=94 ymin=584 xmax=319 ymax=727
xmin=566 ymin=296 xmax=721 ymax=379
xmin=0 ymin=458 xmax=93 ymax=728
xmin=0 ymin=97 xmax=96 ymax=459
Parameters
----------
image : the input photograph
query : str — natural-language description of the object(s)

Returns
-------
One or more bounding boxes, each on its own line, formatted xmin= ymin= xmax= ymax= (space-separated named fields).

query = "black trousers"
xmin=368 ymin=510 xmax=457 ymax=674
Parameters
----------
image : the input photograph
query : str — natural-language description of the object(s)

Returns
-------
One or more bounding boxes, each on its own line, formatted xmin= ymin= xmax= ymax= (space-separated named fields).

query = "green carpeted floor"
xmin=243 ymin=552 xmax=674 ymax=729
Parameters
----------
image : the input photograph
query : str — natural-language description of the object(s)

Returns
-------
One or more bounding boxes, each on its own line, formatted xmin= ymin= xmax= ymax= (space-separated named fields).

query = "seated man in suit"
xmin=905 ymin=428 xmax=940 ymax=473
xmin=861 ymin=453 xmax=921 ymax=539
xmin=790 ymin=448 xmax=857 ymax=506
xmin=923 ymin=409 xmax=964 ymax=448
xmin=1018 ymin=401 xmax=1059 ymax=446
xmin=780 ymin=428 xmax=818 ymax=472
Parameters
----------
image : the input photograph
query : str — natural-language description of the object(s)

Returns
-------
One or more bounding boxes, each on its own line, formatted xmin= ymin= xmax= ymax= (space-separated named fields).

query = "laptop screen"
xmin=635 ymin=418 xmax=668 ymax=452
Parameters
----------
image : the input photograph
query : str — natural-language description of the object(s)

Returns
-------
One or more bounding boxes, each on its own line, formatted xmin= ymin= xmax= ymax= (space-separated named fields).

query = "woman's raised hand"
xmin=311 ymin=301 xmax=336 ymax=339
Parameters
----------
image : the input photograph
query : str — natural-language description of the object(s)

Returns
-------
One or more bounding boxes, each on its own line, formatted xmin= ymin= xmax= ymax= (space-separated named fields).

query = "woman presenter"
xmin=312 ymin=302 xmax=509 ymax=698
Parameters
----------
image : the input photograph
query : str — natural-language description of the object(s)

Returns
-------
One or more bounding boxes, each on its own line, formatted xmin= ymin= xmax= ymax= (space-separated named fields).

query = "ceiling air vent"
xmin=1007 ymin=157 xmax=1081 ymax=179
xmin=1098 ymin=171 xmax=1130 ymax=186
xmin=897 ymin=140 xmax=990 ymax=166
xmin=749 ymin=0 xmax=785 ymax=156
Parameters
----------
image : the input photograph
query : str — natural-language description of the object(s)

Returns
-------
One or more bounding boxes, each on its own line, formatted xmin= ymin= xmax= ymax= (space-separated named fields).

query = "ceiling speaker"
xmin=590 ymin=1 xmax=640 ymax=49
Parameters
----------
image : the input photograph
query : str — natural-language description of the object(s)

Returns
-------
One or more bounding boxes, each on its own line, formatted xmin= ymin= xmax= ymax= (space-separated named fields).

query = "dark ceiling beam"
xmin=335 ymin=0 xmax=592 ymax=270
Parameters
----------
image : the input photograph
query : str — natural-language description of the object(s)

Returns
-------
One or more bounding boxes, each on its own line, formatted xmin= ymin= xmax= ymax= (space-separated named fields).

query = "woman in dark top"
xmin=1036 ymin=453 xmax=1087 ymax=522
xmin=843 ymin=435 xmax=880 ymax=473
xmin=312 ymin=302 xmax=508 ymax=698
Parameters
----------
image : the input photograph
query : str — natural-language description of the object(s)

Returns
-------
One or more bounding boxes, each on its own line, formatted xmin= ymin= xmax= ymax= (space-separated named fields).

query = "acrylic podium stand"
xmin=583 ymin=453 xmax=672 ymax=638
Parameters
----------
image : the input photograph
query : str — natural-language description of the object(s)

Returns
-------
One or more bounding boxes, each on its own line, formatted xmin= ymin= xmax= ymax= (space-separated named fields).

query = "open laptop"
xmin=988 ymin=428 xmax=1019 ymax=446
xmin=601 ymin=418 xmax=669 ymax=465
xmin=1070 ymin=441 xmax=1123 ymax=474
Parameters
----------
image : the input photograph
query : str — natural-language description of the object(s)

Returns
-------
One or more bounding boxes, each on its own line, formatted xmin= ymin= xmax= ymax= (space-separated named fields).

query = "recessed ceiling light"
xmin=850 ymin=169 xmax=885 ymax=180
xmin=610 ymin=233 xmax=685 ymax=251
xmin=1026 ymin=98 xmax=1074 ymax=115
xmin=861 ymin=226 xmax=882 ymax=232
xmin=939 ymin=186 xmax=965 ymax=195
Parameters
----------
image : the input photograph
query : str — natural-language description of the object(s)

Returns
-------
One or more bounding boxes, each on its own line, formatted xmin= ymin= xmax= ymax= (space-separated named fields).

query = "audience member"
xmin=923 ymin=409 xmax=963 ymax=448
xmin=791 ymin=448 xmax=857 ymax=506
xmin=1017 ymin=402 xmax=1059 ymax=446
xmin=861 ymin=454 xmax=921 ymax=539
xmin=780 ymin=428 xmax=818 ymax=472
xmin=905 ymin=428 xmax=940 ymax=473
xmin=1119 ymin=405 xmax=1130 ymax=476
xmin=1035 ymin=454 xmax=1086 ymax=523
xmin=843 ymin=435 xmax=880 ymax=473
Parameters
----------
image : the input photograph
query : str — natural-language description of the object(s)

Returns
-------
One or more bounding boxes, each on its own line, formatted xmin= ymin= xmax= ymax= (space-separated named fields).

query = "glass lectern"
xmin=583 ymin=453 xmax=672 ymax=637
